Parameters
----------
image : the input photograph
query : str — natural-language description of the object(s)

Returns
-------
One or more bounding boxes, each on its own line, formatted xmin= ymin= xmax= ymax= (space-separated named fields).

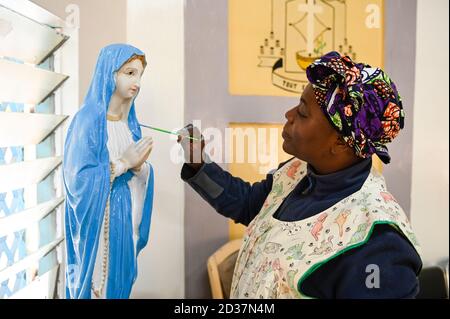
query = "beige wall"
xmin=127 ymin=0 xmax=185 ymax=298
xmin=411 ymin=0 xmax=449 ymax=266
xmin=32 ymin=0 xmax=127 ymax=103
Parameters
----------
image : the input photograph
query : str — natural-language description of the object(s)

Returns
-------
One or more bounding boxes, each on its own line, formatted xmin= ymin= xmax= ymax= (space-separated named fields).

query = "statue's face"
xmin=114 ymin=58 xmax=144 ymax=99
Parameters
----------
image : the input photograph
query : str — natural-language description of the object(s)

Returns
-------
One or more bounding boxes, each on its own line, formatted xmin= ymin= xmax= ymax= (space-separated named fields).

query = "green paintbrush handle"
xmin=139 ymin=123 xmax=200 ymax=141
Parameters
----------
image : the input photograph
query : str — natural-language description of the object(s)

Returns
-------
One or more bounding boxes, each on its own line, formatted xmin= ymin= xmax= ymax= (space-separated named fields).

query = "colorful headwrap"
xmin=306 ymin=51 xmax=405 ymax=164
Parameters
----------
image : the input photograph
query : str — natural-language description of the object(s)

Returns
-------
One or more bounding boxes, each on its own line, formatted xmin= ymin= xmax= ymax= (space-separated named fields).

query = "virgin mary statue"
xmin=63 ymin=44 xmax=154 ymax=299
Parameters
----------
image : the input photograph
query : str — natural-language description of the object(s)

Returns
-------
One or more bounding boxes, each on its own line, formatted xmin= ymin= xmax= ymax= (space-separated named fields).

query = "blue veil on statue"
xmin=63 ymin=44 xmax=154 ymax=299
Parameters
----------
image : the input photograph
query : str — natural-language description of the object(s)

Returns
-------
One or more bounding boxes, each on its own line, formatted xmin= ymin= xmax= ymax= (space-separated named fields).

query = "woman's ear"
xmin=330 ymin=135 xmax=349 ymax=155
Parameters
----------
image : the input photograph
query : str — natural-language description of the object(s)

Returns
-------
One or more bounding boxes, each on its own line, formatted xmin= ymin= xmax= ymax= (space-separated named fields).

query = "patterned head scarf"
xmin=306 ymin=51 xmax=405 ymax=164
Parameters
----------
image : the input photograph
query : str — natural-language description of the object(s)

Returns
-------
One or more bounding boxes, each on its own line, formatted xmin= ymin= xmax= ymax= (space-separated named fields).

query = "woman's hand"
xmin=177 ymin=124 xmax=205 ymax=171
xmin=119 ymin=136 xmax=153 ymax=172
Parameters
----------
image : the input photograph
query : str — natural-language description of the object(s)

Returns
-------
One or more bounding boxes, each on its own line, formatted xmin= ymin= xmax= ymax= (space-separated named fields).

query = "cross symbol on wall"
xmin=298 ymin=0 xmax=323 ymax=55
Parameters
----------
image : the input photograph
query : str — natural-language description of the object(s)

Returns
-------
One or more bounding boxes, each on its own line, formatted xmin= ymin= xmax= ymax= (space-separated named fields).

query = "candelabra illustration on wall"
xmin=257 ymin=0 xmax=355 ymax=94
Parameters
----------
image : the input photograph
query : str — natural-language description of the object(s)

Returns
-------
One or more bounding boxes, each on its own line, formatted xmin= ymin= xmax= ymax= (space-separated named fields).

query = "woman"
xmin=63 ymin=44 xmax=154 ymax=299
xmin=178 ymin=51 xmax=423 ymax=298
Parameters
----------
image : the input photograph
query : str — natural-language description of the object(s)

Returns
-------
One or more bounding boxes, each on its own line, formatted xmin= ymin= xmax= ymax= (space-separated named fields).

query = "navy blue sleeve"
xmin=301 ymin=224 xmax=422 ymax=299
xmin=181 ymin=162 xmax=276 ymax=226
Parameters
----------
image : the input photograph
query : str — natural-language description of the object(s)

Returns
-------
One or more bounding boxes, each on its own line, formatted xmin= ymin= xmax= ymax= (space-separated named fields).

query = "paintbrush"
xmin=139 ymin=123 xmax=200 ymax=141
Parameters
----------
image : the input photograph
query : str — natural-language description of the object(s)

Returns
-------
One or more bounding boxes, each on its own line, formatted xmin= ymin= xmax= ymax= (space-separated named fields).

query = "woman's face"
xmin=282 ymin=83 xmax=337 ymax=164
xmin=114 ymin=58 xmax=144 ymax=99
